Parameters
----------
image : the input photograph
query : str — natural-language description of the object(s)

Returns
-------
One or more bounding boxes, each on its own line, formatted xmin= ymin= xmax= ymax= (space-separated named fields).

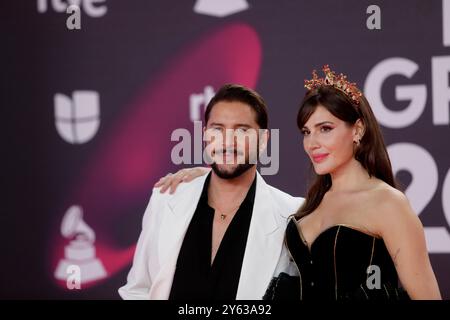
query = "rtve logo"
xmin=54 ymin=91 xmax=100 ymax=144
xmin=37 ymin=0 xmax=107 ymax=18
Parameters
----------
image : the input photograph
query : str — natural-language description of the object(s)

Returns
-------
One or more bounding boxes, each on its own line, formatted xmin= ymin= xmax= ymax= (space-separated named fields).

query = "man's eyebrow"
xmin=208 ymin=123 xmax=253 ymax=128
xmin=234 ymin=124 xmax=252 ymax=128
xmin=208 ymin=122 xmax=224 ymax=127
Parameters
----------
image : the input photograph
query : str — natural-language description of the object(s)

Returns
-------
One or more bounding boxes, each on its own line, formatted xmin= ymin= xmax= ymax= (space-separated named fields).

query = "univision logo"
xmin=54 ymin=91 xmax=100 ymax=144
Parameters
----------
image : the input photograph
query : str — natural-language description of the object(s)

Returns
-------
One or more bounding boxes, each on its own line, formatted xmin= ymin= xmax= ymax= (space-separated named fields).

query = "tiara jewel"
xmin=304 ymin=65 xmax=363 ymax=105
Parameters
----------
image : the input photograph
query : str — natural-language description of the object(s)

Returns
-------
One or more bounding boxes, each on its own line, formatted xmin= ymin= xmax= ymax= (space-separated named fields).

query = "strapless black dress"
xmin=264 ymin=217 xmax=409 ymax=300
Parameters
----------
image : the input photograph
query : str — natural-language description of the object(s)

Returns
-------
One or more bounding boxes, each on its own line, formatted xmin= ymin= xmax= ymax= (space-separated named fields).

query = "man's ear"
xmin=202 ymin=126 xmax=206 ymax=146
xmin=258 ymin=129 xmax=269 ymax=154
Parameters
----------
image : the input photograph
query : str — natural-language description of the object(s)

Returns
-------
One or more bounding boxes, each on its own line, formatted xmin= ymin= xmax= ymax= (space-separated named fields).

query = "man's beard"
xmin=209 ymin=146 xmax=257 ymax=179
xmin=206 ymin=137 xmax=260 ymax=179
xmin=211 ymin=162 xmax=255 ymax=179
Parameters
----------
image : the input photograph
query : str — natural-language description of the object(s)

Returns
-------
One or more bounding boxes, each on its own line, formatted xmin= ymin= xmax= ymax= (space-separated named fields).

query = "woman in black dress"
xmin=265 ymin=65 xmax=440 ymax=300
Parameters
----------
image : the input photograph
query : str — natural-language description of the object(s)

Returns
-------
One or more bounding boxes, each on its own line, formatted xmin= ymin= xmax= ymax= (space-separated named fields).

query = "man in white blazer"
xmin=119 ymin=84 xmax=303 ymax=300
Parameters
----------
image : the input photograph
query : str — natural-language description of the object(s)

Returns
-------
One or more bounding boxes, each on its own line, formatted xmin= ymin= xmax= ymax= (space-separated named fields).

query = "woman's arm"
xmin=377 ymin=189 xmax=441 ymax=300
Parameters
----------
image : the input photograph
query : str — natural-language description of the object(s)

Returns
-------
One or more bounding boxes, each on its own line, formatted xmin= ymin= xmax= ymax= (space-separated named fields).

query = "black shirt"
xmin=169 ymin=172 xmax=257 ymax=300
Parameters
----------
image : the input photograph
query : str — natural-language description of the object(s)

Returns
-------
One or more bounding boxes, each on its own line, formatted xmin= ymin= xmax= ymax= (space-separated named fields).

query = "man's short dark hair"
xmin=204 ymin=84 xmax=268 ymax=129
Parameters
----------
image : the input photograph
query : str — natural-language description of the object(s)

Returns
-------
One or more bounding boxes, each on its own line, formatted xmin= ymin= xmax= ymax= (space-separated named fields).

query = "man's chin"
xmin=211 ymin=163 xmax=254 ymax=179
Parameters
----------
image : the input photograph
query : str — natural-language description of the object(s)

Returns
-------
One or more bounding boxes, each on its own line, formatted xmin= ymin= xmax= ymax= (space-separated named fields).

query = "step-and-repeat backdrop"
xmin=2 ymin=0 xmax=449 ymax=299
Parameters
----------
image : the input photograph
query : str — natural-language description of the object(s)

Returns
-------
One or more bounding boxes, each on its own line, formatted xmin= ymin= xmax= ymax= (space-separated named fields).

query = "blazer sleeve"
xmin=118 ymin=190 xmax=161 ymax=300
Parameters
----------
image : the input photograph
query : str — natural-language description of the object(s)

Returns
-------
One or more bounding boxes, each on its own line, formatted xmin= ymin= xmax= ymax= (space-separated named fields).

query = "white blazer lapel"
xmin=236 ymin=173 xmax=286 ymax=299
xmin=149 ymin=174 xmax=208 ymax=299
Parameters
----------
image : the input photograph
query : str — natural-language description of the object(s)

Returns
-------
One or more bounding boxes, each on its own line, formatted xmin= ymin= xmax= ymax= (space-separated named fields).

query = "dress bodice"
xmin=264 ymin=217 xmax=409 ymax=300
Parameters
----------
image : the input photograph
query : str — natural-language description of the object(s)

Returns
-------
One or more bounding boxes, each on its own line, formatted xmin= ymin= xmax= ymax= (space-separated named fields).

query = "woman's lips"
xmin=312 ymin=153 xmax=329 ymax=163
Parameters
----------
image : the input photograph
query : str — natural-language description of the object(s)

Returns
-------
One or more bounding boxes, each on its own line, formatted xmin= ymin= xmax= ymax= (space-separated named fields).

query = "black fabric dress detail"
xmin=264 ymin=217 xmax=409 ymax=300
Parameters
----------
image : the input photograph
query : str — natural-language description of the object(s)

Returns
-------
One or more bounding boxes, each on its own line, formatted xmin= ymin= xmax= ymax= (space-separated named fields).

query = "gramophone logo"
xmin=54 ymin=205 xmax=107 ymax=287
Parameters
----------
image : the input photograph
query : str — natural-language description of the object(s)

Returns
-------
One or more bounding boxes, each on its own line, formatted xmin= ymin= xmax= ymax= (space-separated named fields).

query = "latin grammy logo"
xmin=54 ymin=205 xmax=107 ymax=285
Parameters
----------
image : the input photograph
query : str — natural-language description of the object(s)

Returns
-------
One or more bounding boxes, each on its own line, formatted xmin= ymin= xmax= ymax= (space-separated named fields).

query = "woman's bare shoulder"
xmin=366 ymin=180 xmax=422 ymax=235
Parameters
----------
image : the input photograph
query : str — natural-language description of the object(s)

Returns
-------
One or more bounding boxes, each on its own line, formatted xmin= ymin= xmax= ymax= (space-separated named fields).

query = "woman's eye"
xmin=321 ymin=126 xmax=333 ymax=132
xmin=300 ymin=129 xmax=310 ymax=136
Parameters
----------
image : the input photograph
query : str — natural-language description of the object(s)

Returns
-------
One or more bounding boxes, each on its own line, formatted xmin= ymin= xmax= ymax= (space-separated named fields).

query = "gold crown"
xmin=304 ymin=65 xmax=363 ymax=106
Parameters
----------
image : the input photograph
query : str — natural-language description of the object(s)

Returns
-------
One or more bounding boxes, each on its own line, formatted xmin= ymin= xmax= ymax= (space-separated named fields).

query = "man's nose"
xmin=223 ymin=128 xmax=237 ymax=147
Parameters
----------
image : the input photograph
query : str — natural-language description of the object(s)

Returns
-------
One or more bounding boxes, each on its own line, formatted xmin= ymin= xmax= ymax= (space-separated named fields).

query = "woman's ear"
xmin=353 ymin=119 xmax=365 ymax=143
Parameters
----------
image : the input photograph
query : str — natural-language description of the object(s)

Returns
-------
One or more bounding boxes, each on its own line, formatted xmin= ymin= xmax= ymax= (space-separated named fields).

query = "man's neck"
xmin=208 ymin=167 xmax=257 ymax=205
